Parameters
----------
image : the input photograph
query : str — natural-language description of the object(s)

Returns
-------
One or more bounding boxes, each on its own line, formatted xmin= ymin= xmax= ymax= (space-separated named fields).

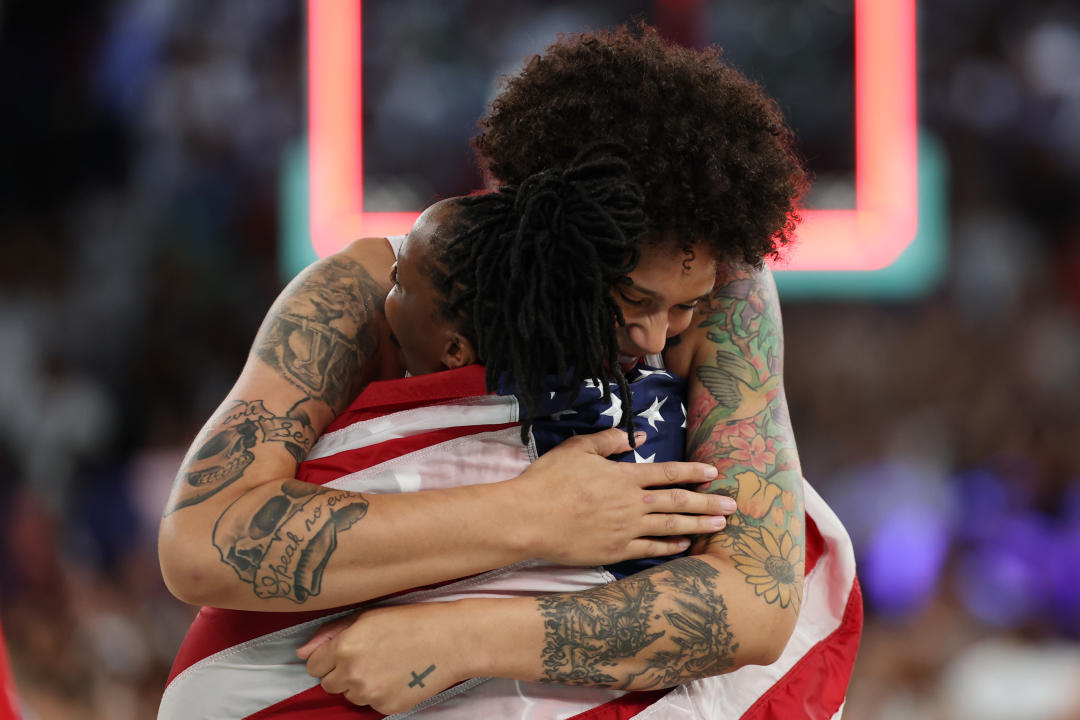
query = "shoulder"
xmin=663 ymin=263 xmax=782 ymax=377
xmin=335 ymin=237 xmax=397 ymax=293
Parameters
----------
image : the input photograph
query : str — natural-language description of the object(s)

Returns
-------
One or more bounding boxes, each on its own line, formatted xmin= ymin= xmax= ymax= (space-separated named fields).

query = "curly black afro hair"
xmin=472 ymin=23 xmax=809 ymax=268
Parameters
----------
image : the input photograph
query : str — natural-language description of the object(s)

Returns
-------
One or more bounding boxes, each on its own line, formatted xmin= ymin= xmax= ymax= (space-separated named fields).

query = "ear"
xmin=441 ymin=332 xmax=476 ymax=370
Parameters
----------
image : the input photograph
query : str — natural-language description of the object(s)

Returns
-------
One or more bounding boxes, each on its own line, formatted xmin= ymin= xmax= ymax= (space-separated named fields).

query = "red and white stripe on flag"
xmin=161 ymin=365 xmax=861 ymax=719
xmin=0 ymin=619 xmax=22 ymax=720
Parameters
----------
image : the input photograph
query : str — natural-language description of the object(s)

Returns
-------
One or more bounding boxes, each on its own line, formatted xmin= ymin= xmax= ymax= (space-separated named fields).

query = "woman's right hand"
xmin=507 ymin=428 xmax=736 ymax=566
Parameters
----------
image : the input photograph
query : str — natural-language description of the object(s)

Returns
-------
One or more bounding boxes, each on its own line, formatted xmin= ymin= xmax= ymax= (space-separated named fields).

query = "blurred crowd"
xmin=0 ymin=1 xmax=1078 ymax=719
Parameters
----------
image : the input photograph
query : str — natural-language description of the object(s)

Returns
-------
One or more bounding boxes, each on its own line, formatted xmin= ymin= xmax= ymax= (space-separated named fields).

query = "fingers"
xmin=297 ymin=615 xmax=354 ymax=660
xmin=624 ymin=537 xmax=694 ymax=558
xmin=634 ymin=460 xmax=718 ymax=487
xmin=642 ymin=488 xmax=736 ymax=516
xmin=562 ymin=428 xmax=647 ymax=457
xmin=642 ymin=510 xmax=729 ymax=537
xmin=319 ymin=667 xmax=348 ymax=695
xmin=305 ymin=642 xmax=335 ymax=680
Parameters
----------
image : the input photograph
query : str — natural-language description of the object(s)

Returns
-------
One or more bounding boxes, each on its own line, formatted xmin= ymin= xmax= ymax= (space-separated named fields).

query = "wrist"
xmin=490 ymin=475 xmax=545 ymax=561
xmin=449 ymin=598 xmax=543 ymax=680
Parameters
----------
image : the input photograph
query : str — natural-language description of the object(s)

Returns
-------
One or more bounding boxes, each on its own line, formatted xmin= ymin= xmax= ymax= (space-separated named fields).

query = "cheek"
xmin=669 ymin=312 xmax=694 ymax=336
xmin=384 ymin=291 xmax=403 ymax=332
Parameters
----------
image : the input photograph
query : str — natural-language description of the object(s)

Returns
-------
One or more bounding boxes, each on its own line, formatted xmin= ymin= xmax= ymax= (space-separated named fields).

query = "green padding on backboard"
xmin=278 ymin=138 xmax=317 ymax=282
xmin=774 ymin=130 xmax=948 ymax=300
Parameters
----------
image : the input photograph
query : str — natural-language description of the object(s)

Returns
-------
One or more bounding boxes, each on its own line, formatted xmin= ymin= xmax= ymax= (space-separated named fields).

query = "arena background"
xmin=1 ymin=1 xmax=1078 ymax=718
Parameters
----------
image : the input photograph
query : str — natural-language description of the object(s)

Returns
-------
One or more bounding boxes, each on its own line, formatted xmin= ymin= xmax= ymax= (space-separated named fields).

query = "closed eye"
xmin=617 ymin=289 xmax=646 ymax=306
xmin=389 ymin=264 xmax=399 ymax=286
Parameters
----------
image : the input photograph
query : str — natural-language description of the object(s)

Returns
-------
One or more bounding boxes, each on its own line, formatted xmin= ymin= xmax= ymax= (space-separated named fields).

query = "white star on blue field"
xmin=516 ymin=363 xmax=692 ymax=578
xmin=525 ymin=364 xmax=686 ymax=465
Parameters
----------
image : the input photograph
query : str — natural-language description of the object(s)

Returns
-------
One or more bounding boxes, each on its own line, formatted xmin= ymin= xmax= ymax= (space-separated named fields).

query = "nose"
xmin=627 ymin=309 xmax=696 ymax=355
xmin=627 ymin=319 xmax=669 ymax=355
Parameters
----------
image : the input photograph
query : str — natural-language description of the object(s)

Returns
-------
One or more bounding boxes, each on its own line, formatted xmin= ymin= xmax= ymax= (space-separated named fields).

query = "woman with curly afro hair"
xmin=162 ymin=21 xmax=856 ymax=720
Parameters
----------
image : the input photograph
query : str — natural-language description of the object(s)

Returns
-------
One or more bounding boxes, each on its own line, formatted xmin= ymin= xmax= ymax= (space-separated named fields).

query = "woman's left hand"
xmin=298 ymin=602 xmax=471 ymax=714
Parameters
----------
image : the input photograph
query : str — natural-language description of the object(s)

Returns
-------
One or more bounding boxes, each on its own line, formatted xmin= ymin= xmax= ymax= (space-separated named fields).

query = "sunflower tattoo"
xmin=731 ymin=526 xmax=804 ymax=613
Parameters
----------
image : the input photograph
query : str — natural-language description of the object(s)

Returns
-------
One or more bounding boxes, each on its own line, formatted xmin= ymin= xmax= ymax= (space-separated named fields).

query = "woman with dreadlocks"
xmin=382 ymin=147 xmax=717 ymax=573
xmin=388 ymin=148 xmax=682 ymax=439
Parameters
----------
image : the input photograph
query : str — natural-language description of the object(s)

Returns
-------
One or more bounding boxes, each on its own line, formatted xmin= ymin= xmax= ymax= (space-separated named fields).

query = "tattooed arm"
xmin=163 ymin=250 xmax=388 ymax=516
xmin=522 ymin=265 xmax=804 ymax=680
xmin=158 ymin=239 xmax=398 ymax=607
xmin=680 ymin=263 xmax=804 ymax=609
xmin=300 ymin=266 xmax=803 ymax=711
xmin=520 ymin=265 xmax=804 ymax=682
xmin=159 ymin=238 xmax=727 ymax=611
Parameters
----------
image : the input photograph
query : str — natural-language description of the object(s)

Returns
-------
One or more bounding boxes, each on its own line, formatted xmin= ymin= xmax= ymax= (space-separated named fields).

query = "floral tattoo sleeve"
xmin=686 ymin=265 xmax=805 ymax=615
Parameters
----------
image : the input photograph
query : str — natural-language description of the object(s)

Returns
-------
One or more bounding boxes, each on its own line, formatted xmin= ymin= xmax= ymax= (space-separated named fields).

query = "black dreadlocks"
xmin=429 ymin=146 xmax=645 ymax=444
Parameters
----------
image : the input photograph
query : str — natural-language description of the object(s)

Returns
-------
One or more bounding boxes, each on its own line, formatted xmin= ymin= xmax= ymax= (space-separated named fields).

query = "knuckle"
xmin=564 ymin=433 xmax=586 ymax=448
xmin=344 ymin=689 xmax=369 ymax=706
xmin=606 ymin=542 xmax=622 ymax=558
xmin=382 ymin=702 xmax=405 ymax=715
xmin=663 ymin=463 xmax=679 ymax=482
xmin=665 ymin=514 xmax=678 ymax=531
xmin=671 ymin=488 xmax=688 ymax=507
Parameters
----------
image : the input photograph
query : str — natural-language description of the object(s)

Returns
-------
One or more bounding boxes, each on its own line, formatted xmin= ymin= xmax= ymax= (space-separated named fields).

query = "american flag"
xmin=0 ymin=620 xmax=22 ymax=720
xmin=161 ymin=364 xmax=861 ymax=719
xmin=528 ymin=362 xmax=690 ymax=579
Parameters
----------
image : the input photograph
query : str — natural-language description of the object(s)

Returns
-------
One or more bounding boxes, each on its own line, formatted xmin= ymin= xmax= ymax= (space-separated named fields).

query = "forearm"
xmin=160 ymin=476 xmax=536 ymax=611
xmin=160 ymin=435 xmax=724 ymax=611
xmin=460 ymin=554 xmax=792 ymax=689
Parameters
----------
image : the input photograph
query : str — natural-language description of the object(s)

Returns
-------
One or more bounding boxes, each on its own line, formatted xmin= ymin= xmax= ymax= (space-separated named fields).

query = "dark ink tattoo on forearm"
xmin=165 ymin=399 xmax=317 ymax=515
xmin=537 ymin=577 xmax=665 ymax=686
xmin=625 ymin=559 xmax=737 ymax=688
xmin=212 ymin=479 xmax=369 ymax=603
xmin=537 ymin=558 xmax=737 ymax=689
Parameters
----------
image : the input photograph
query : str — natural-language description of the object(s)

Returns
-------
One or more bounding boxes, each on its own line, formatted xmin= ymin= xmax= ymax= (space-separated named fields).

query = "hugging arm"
xmin=158 ymin=241 xmax=395 ymax=609
xmin=158 ymin=240 xmax=728 ymax=612
xmin=686 ymin=263 xmax=805 ymax=610
xmin=301 ymin=265 xmax=805 ymax=713
xmin=535 ymin=264 xmax=806 ymax=681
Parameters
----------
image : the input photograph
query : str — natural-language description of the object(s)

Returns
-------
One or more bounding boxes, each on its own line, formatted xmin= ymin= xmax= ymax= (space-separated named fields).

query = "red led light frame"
xmin=307 ymin=0 xmax=917 ymax=271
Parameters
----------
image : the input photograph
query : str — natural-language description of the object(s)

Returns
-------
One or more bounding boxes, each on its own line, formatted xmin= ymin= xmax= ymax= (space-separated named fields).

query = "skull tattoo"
xmin=213 ymin=480 xmax=369 ymax=603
